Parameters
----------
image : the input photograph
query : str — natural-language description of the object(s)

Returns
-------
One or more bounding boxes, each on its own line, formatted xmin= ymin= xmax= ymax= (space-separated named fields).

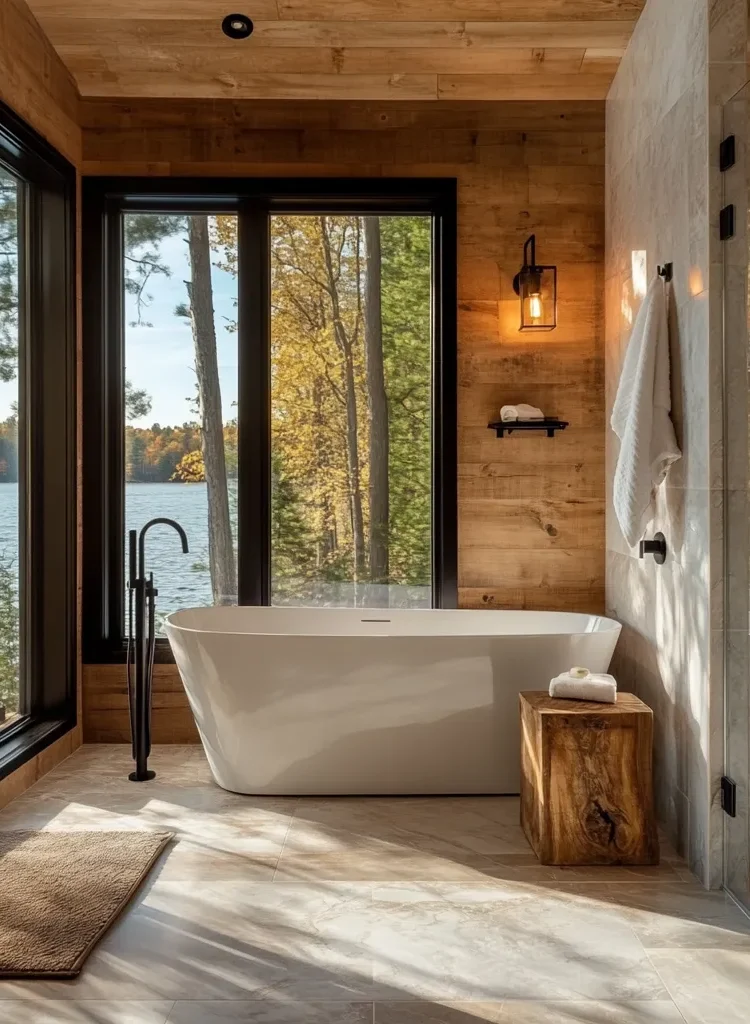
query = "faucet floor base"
xmin=128 ymin=770 xmax=156 ymax=782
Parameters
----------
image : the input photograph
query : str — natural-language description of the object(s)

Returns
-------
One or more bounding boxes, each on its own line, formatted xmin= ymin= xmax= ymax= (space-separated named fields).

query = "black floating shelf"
xmin=488 ymin=418 xmax=569 ymax=439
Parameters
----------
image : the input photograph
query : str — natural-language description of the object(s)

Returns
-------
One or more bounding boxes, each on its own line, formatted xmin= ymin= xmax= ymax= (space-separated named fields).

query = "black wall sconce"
xmin=512 ymin=234 xmax=557 ymax=332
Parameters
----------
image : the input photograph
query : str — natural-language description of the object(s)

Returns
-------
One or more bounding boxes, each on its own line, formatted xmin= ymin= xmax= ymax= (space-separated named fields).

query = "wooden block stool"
xmin=519 ymin=691 xmax=659 ymax=866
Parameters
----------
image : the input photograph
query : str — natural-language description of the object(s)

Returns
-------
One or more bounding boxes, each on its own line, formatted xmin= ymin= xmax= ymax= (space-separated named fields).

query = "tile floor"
xmin=0 ymin=745 xmax=749 ymax=1023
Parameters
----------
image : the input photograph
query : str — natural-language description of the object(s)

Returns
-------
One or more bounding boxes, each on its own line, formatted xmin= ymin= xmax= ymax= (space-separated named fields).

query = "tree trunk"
xmin=313 ymin=379 xmax=336 ymax=567
xmin=186 ymin=215 xmax=237 ymax=604
xmin=319 ymin=216 xmax=365 ymax=581
xmin=341 ymin=345 xmax=365 ymax=580
xmin=364 ymin=217 xmax=389 ymax=596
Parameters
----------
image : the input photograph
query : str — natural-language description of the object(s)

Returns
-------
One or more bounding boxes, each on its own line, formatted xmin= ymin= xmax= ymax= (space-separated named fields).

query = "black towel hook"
xmin=657 ymin=263 xmax=673 ymax=282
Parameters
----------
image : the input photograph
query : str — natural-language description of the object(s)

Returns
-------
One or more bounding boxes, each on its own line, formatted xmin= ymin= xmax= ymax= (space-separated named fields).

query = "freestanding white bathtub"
xmin=165 ymin=607 xmax=621 ymax=796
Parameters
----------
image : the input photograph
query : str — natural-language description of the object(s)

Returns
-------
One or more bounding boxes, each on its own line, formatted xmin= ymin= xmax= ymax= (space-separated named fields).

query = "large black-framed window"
xmin=83 ymin=177 xmax=457 ymax=663
xmin=0 ymin=101 xmax=77 ymax=778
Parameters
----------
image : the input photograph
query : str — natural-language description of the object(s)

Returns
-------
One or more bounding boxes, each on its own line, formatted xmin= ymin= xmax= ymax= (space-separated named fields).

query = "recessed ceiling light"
xmin=222 ymin=13 xmax=254 ymax=39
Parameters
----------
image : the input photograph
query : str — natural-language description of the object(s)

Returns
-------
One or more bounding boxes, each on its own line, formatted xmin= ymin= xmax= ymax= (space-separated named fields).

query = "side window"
xmin=0 ymin=168 xmax=21 ymax=729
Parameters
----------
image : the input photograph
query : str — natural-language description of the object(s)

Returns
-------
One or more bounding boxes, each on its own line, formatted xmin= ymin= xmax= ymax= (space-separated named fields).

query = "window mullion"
xmin=237 ymin=199 xmax=271 ymax=607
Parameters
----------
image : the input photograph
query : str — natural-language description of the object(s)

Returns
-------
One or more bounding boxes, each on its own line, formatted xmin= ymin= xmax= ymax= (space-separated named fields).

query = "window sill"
xmin=0 ymin=718 xmax=76 ymax=782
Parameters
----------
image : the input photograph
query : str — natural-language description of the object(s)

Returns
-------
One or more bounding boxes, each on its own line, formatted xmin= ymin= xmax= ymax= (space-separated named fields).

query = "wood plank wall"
xmin=26 ymin=0 xmax=646 ymax=101
xmin=0 ymin=730 xmax=80 ymax=810
xmin=0 ymin=0 xmax=80 ymax=164
xmin=80 ymin=97 xmax=605 ymax=743
xmin=83 ymin=665 xmax=200 ymax=745
xmin=0 ymin=0 xmax=82 ymax=796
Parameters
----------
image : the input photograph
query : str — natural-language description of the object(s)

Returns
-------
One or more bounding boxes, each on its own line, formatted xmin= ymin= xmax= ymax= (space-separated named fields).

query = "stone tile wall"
xmin=714 ymin=0 xmax=750 ymax=909
xmin=605 ymin=0 xmax=725 ymax=888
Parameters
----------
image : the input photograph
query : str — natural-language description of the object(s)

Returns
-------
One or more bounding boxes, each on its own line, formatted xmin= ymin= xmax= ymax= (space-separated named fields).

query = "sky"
xmin=0 ymin=218 xmax=239 ymax=426
xmin=124 ymin=225 xmax=239 ymax=428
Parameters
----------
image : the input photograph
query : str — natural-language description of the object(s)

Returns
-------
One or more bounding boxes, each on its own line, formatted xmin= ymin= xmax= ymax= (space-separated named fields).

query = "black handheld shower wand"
xmin=127 ymin=518 xmax=189 ymax=782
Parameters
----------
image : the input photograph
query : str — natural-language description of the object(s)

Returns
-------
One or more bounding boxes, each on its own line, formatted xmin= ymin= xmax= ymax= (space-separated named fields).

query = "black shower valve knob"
xmin=639 ymin=533 xmax=667 ymax=565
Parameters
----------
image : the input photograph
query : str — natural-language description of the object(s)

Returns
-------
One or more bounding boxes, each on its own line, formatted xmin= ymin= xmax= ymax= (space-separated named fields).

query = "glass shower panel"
xmin=723 ymin=82 xmax=750 ymax=911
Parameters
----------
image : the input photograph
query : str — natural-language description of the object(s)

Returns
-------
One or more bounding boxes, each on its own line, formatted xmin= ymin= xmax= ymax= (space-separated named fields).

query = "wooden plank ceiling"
xmin=26 ymin=0 xmax=647 ymax=101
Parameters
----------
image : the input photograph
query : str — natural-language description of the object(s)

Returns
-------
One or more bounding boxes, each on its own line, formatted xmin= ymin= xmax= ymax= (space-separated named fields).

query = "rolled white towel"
xmin=549 ymin=676 xmax=617 ymax=704
xmin=516 ymin=403 xmax=545 ymax=421
xmin=500 ymin=404 xmax=546 ymax=423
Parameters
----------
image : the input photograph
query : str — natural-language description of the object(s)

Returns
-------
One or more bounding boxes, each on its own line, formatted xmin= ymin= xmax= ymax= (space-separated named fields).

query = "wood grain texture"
xmin=78 ymin=98 xmax=607 ymax=131
xmin=63 ymin=47 xmax=593 ymax=77
xmin=0 ymin=0 xmax=81 ymax=162
xmin=0 ymin=728 xmax=81 ymax=810
xmin=438 ymin=73 xmax=614 ymax=101
xmin=520 ymin=692 xmax=659 ymax=866
xmin=83 ymin=664 xmax=198 ymax=744
xmin=80 ymin=97 xmax=604 ymax=741
xmin=274 ymin=1 xmax=647 ymax=18
xmin=25 ymin=0 xmax=646 ymax=100
xmin=28 ymin=0 xmax=646 ymax=18
xmin=75 ymin=73 xmax=441 ymax=102
xmin=44 ymin=22 xmax=639 ymax=51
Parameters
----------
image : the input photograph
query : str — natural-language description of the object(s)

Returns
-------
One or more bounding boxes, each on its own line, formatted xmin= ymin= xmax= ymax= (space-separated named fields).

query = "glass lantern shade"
xmin=513 ymin=235 xmax=557 ymax=332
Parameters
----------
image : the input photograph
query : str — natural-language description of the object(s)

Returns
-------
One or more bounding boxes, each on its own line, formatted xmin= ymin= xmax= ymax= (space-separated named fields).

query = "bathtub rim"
xmin=165 ymin=606 xmax=622 ymax=641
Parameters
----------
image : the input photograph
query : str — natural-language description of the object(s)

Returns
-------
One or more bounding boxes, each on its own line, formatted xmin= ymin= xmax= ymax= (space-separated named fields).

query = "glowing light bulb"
xmin=529 ymin=294 xmax=542 ymax=320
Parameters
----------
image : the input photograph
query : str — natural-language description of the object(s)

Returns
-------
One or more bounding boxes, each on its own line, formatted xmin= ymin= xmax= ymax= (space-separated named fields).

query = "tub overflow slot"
xmin=361 ymin=618 xmax=391 ymax=622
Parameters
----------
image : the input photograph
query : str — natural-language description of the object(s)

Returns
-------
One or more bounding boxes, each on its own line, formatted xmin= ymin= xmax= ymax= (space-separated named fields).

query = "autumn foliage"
xmin=267 ymin=214 xmax=432 ymax=595
xmin=124 ymin=212 xmax=432 ymax=604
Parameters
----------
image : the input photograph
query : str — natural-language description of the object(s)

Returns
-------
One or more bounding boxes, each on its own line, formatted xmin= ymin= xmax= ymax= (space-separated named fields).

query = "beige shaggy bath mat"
xmin=0 ymin=830 xmax=173 ymax=977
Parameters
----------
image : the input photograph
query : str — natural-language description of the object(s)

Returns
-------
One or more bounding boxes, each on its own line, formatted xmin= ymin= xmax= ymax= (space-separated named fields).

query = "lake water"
xmin=0 ymin=482 xmax=218 ymax=619
xmin=0 ymin=482 xmax=429 ymax=635
xmin=0 ymin=484 xmax=18 ymax=565
xmin=126 ymin=482 xmax=429 ymax=617
xmin=126 ymin=481 xmax=218 ymax=613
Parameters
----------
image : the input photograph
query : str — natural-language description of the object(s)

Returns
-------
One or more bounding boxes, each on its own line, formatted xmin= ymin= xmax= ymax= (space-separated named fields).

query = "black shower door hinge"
xmin=721 ymin=776 xmax=737 ymax=818
xmin=720 ymin=205 xmax=736 ymax=240
xmin=720 ymin=135 xmax=736 ymax=172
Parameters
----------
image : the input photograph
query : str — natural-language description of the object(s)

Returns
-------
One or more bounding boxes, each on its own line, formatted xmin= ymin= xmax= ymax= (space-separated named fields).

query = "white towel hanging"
xmin=611 ymin=273 xmax=681 ymax=547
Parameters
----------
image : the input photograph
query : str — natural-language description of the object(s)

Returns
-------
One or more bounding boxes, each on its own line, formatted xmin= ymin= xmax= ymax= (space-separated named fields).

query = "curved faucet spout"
xmin=138 ymin=517 xmax=189 ymax=579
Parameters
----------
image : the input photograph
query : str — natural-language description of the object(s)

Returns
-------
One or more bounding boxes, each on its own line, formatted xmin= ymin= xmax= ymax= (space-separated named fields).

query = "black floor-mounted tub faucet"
xmin=127 ymin=518 xmax=189 ymax=781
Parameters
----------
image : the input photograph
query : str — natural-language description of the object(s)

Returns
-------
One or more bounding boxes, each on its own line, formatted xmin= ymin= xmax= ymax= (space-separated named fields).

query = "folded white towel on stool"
xmin=500 ymin=404 xmax=545 ymax=422
xmin=549 ymin=674 xmax=618 ymax=704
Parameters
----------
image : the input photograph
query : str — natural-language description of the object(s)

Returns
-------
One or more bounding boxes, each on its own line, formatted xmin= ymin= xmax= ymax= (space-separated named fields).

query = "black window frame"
xmin=82 ymin=177 xmax=457 ymax=664
xmin=0 ymin=101 xmax=77 ymax=779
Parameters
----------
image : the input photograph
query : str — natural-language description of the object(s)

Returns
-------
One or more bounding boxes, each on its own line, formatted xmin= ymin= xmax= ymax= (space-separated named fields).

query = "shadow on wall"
xmin=613 ymin=626 xmax=691 ymax=848
xmin=664 ymin=285 xmax=686 ymax=554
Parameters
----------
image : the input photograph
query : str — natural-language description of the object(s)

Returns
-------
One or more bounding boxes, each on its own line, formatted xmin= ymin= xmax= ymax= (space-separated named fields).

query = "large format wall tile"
xmin=605 ymin=0 xmax=724 ymax=888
